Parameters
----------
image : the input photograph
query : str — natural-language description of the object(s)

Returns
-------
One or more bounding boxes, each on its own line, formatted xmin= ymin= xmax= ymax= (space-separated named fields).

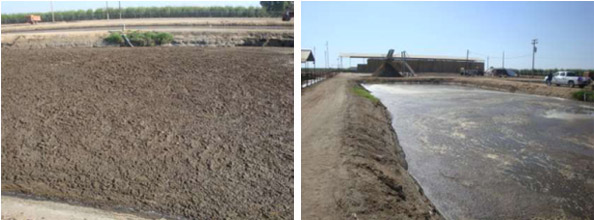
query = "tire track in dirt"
xmin=301 ymin=75 xmax=350 ymax=219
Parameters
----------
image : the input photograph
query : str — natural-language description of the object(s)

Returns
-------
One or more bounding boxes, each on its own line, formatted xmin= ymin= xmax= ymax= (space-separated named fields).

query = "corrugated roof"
xmin=301 ymin=49 xmax=315 ymax=63
xmin=339 ymin=53 xmax=484 ymax=62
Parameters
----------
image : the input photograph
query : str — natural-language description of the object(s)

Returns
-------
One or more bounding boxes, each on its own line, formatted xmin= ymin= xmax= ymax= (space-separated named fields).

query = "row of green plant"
xmin=572 ymin=90 xmax=594 ymax=102
xmin=1 ymin=2 xmax=292 ymax=24
xmin=506 ymin=69 xmax=594 ymax=76
xmin=352 ymin=85 xmax=379 ymax=104
xmin=105 ymin=31 xmax=174 ymax=46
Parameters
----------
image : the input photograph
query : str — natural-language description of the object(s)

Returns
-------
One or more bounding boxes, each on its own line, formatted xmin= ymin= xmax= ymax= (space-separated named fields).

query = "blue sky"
xmin=302 ymin=1 xmax=594 ymax=69
xmin=1 ymin=1 xmax=260 ymax=14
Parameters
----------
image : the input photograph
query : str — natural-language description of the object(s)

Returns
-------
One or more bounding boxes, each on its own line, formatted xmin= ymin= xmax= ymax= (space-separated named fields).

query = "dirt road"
xmin=2 ymin=196 xmax=149 ymax=220
xmin=2 ymin=47 xmax=293 ymax=219
xmin=1 ymin=18 xmax=293 ymax=33
xmin=301 ymin=74 xmax=441 ymax=219
xmin=4 ymin=25 xmax=290 ymax=35
xmin=301 ymin=74 xmax=350 ymax=219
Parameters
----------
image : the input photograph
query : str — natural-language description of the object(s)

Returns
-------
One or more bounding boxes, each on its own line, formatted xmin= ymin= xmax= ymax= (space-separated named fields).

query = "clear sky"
xmin=302 ymin=1 xmax=594 ymax=69
xmin=1 ymin=1 xmax=260 ymax=14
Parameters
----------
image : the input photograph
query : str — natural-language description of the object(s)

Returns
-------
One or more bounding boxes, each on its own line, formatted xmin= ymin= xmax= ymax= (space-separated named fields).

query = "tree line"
xmin=514 ymin=69 xmax=594 ymax=76
xmin=1 ymin=3 xmax=290 ymax=24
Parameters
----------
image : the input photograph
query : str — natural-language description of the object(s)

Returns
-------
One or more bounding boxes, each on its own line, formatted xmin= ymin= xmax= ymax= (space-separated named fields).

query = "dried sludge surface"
xmin=1 ymin=47 xmax=294 ymax=219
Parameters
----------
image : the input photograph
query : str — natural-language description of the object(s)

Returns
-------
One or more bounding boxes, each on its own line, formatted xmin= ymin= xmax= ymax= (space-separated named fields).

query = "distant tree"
xmin=0 ymin=5 xmax=270 ymax=24
xmin=260 ymin=1 xmax=292 ymax=16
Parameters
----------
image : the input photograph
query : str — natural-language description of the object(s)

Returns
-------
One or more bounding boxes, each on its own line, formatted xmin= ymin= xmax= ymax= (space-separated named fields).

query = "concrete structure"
xmin=341 ymin=53 xmax=484 ymax=73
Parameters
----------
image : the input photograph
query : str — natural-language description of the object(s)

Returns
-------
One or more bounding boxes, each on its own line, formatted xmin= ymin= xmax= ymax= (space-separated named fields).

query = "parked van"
xmin=486 ymin=68 xmax=518 ymax=77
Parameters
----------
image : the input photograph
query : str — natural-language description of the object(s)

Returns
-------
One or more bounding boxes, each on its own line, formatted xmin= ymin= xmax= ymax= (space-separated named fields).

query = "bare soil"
xmin=1 ymin=47 xmax=293 ymax=219
xmin=301 ymin=74 xmax=442 ymax=219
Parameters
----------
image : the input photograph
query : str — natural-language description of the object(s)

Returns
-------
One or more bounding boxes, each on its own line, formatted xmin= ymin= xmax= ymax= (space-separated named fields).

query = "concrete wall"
xmin=357 ymin=64 xmax=368 ymax=72
xmin=358 ymin=58 xmax=484 ymax=73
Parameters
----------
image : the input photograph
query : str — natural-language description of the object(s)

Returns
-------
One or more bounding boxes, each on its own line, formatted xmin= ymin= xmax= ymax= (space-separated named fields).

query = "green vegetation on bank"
xmin=105 ymin=31 xmax=174 ymax=46
xmin=353 ymin=85 xmax=380 ymax=104
xmin=572 ymin=90 xmax=594 ymax=102
xmin=2 ymin=5 xmax=267 ymax=24
xmin=105 ymin=32 xmax=124 ymax=44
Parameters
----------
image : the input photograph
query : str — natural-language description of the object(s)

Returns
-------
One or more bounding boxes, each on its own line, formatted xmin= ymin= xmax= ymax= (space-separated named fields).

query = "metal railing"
xmin=301 ymin=69 xmax=338 ymax=88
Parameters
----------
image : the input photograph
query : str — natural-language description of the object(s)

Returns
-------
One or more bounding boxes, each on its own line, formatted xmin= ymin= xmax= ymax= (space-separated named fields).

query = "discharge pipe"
xmin=121 ymin=34 xmax=134 ymax=47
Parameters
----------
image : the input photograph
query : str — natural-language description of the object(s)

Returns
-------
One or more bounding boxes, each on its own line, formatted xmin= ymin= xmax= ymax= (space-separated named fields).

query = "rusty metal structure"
xmin=371 ymin=49 xmax=416 ymax=77
xmin=25 ymin=15 xmax=41 ymax=24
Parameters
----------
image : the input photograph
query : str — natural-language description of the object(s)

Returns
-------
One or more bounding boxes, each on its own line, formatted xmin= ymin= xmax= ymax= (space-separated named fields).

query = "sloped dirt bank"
xmin=341 ymin=81 xmax=442 ymax=219
xmin=1 ymin=30 xmax=293 ymax=49
xmin=1 ymin=47 xmax=293 ymax=219
xmin=301 ymin=73 xmax=441 ymax=219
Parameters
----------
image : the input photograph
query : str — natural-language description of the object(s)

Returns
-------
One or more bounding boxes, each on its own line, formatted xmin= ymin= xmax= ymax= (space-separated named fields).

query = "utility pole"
xmin=465 ymin=49 xmax=469 ymax=71
xmin=325 ymin=41 xmax=329 ymax=69
xmin=532 ymin=39 xmax=538 ymax=74
xmin=50 ymin=1 xmax=55 ymax=22
xmin=502 ymin=51 xmax=505 ymax=68
xmin=486 ymin=56 xmax=489 ymax=71
xmin=324 ymin=50 xmax=327 ymax=69
xmin=119 ymin=1 xmax=122 ymax=20
xmin=313 ymin=47 xmax=316 ymax=70
xmin=401 ymin=51 xmax=405 ymax=74
xmin=105 ymin=1 xmax=110 ymax=20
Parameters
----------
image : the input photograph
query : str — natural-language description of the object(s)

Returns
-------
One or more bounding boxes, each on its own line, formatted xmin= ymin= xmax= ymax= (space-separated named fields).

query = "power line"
xmin=468 ymin=50 xmax=489 ymax=57
xmin=506 ymin=54 xmax=532 ymax=59
xmin=470 ymin=50 xmax=530 ymax=59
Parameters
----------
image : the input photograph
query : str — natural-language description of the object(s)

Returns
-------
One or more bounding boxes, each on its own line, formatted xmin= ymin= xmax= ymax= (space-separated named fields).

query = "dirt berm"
xmin=301 ymin=74 xmax=442 ymax=219
xmin=1 ymin=30 xmax=293 ymax=49
xmin=1 ymin=47 xmax=293 ymax=219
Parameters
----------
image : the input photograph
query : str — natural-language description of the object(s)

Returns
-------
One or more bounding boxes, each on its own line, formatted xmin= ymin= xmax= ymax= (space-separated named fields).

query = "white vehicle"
xmin=544 ymin=71 xmax=592 ymax=88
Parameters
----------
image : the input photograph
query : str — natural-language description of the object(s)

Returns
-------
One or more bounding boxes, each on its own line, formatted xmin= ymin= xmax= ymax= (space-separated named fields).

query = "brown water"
xmin=365 ymin=84 xmax=594 ymax=219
